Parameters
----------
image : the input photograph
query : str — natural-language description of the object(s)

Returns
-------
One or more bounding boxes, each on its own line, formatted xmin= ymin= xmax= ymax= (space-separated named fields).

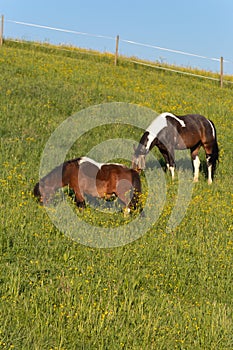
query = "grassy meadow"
xmin=0 ymin=40 xmax=233 ymax=349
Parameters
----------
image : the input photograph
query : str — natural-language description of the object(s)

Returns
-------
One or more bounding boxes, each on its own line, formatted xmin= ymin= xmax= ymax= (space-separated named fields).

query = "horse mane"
xmin=136 ymin=132 xmax=149 ymax=156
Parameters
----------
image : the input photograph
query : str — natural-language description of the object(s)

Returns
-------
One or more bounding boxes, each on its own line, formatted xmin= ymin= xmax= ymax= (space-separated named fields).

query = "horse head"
xmin=33 ymin=181 xmax=52 ymax=204
xmin=132 ymin=144 xmax=146 ymax=172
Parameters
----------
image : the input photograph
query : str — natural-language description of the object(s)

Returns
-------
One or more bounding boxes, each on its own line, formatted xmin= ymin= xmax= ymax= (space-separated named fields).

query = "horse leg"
xmin=193 ymin=156 xmax=201 ymax=182
xmin=75 ymin=191 xmax=86 ymax=208
xmin=118 ymin=191 xmax=131 ymax=216
xmin=168 ymin=163 xmax=175 ymax=180
xmin=116 ymin=191 xmax=130 ymax=216
xmin=115 ymin=179 xmax=135 ymax=216
xmin=191 ymin=145 xmax=201 ymax=182
xmin=158 ymin=147 xmax=175 ymax=180
xmin=165 ymin=148 xmax=175 ymax=180
xmin=205 ymin=155 xmax=213 ymax=185
xmin=165 ymin=150 xmax=175 ymax=180
xmin=204 ymin=142 xmax=218 ymax=185
xmin=128 ymin=188 xmax=139 ymax=211
xmin=76 ymin=199 xmax=86 ymax=209
xmin=71 ymin=184 xmax=86 ymax=208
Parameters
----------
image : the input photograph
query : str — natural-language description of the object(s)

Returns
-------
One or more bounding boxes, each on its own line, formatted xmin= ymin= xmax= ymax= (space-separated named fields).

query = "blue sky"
xmin=1 ymin=0 xmax=233 ymax=74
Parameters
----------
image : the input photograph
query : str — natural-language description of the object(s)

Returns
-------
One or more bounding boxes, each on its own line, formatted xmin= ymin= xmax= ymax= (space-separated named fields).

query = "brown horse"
xmin=132 ymin=113 xmax=219 ymax=184
xmin=34 ymin=157 xmax=142 ymax=214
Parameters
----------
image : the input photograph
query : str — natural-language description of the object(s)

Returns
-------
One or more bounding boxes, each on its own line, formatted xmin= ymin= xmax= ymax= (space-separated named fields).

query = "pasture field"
xmin=0 ymin=40 xmax=233 ymax=349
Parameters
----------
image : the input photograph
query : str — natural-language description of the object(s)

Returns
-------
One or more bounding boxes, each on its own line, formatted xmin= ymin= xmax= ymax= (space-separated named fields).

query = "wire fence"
xmin=1 ymin=16 xmax=233 ymax=86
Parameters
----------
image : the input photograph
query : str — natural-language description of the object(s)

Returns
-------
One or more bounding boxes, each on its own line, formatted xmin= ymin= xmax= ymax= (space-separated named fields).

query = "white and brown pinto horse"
xmin=34 ymin=157 xmax=142 ymax=214
xmin=132 ymin=113 xmax=219 ymax=184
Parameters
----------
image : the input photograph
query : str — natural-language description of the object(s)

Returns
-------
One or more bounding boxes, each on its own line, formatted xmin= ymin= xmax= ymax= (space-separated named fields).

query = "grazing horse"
xmin=34 ymin=157 xmax=142 ymax=214
xmin=132 ymin=112 xmax=219 ymax=184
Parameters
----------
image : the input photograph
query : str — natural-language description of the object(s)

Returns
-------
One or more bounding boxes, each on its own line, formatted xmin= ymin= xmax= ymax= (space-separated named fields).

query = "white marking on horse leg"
xmin=123 ymin=207 xmax=131 ymax=217
xmin=208 ymin=165 xmax=213 ymax=185
xmin=206 ymin=155 xmax=213 ymax=184
xmin=169 ymin=166 xmax=175 ymax=180
xmin=166 ymin=163 xmax=174 ymax=179
xmin=193 ymin=156 xmax=200 ymax=182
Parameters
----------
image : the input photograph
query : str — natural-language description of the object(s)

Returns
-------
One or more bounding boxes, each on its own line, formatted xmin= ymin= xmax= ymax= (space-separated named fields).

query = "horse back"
xmin=96 ymin=164 xmax=141 ymax=196
xmin=165 ymin=114 xmax=216 ymax=149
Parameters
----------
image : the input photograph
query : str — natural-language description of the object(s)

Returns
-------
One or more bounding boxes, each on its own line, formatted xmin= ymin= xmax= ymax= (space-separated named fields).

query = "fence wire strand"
xmin=4 ymin=18 xmax=233 ymax=84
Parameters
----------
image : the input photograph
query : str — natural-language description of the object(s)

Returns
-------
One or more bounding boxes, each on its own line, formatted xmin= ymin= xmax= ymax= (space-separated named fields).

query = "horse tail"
xmin=206 ymin=120 xmax=219 ymax=178
xmin=209 ymin=120 xmax=219 ymax=172
xmin=212 ymin=138 xmax=219 ymax=171
xmin=33 ymin=182 xmax=41 ymax=198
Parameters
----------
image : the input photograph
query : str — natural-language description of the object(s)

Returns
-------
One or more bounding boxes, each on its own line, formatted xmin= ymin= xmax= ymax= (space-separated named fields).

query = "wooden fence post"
xmin=115 ymin=35 xmax=119 ymax=66
xmin=220 ymin=56 xmax=223 ymax=88
xmin=0 ymin=15 xmax=4 ymax=46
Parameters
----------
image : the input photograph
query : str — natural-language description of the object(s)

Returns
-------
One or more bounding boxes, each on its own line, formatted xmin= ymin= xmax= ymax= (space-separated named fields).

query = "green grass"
xmin=0 ymin=40 xmax=233 ymax=349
